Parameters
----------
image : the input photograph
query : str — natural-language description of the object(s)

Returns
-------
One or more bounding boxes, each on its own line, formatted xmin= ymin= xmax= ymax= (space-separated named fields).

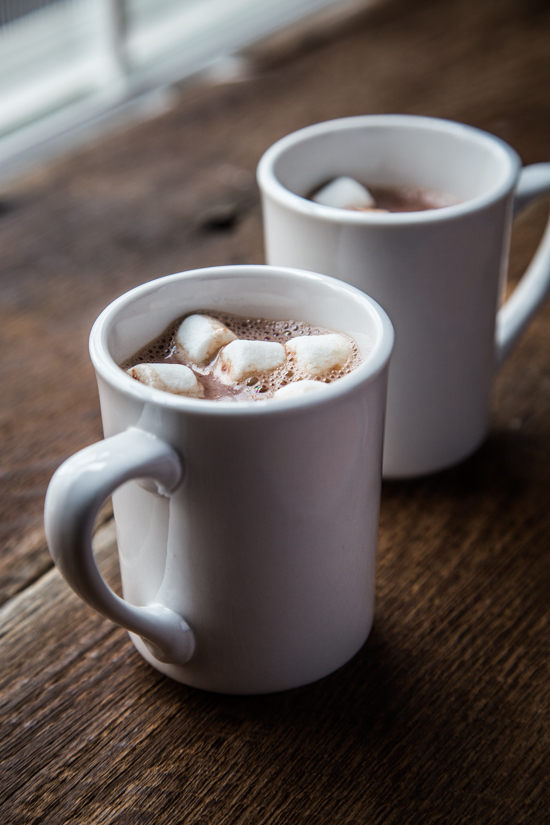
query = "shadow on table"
xmin=123 ymin=425 xmax=550 ymax=821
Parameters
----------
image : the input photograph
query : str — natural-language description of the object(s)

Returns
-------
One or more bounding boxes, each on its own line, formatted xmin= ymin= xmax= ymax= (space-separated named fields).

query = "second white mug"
xmin=258 ymin=115 xmax=550 ymax=477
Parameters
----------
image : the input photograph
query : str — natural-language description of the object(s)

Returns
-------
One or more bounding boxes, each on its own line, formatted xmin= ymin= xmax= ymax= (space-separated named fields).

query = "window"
xmin=0 ymin=0 xmax=357 ymax=175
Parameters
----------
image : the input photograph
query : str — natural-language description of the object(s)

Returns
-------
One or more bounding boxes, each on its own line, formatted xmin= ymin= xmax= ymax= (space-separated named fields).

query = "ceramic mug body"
xmin=257 ymin=115 xmax=550 ymax=477
xmin=45 ymin=266 xmax=394 ymax=694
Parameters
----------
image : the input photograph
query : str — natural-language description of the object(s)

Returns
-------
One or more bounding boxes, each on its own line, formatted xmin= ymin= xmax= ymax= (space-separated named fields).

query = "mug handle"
xmin=497 ymin=163 xmax=550 ymax=363
xmin=44 ymin=427 xmax=196 ymax=665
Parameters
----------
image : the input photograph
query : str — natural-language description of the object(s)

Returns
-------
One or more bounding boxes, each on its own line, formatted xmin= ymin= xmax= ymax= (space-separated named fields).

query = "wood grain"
xmin=1 ymin=0 xmax=550 ymax=821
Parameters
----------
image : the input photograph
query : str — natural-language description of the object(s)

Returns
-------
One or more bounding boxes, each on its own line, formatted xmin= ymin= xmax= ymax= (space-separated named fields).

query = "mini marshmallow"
xmin=273 ymin=380 xmax=327 ymax=400
xmin=127 ymin=363 xmax=204 ymax=398
xmin=312 ymin=176 xmax=375 ymax=210
xmin=215 ymin=339 xmax=286 ymax=384
xmin=176 ymin=314 xmax=236 ymax=366
xmin=286 ymin=333 xmax=354 ymax=377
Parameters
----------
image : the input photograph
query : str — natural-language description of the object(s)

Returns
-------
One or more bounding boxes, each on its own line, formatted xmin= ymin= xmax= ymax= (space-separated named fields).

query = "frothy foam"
xmin=121 ymin=311 xmax=363 ymax=402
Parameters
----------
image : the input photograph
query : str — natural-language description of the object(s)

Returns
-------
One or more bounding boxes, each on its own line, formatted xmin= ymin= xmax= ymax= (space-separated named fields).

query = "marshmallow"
xmin=286 ymin=333 xmax=354 ymax=377
xmin=273 ymin=380 xmax=327 ymax=400
xmin=312 ymin=176 xmax=375 ymax=210
xmin=127 ymin=363 xmax=204 ymax=398
xmin=176 ymin=314 xmax=236 ymax=366
xmin=215 ymin=339 xmax=286 ymax=384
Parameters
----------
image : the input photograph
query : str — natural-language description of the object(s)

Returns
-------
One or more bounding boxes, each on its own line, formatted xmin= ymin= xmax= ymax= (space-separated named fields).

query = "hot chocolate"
xmin=310 ymin=175 xmax=460 ymax=213
xmin=122 ymin=311 xmax=362 ymax=402
xmin=361 ymin=184 xmax=460 ymax=212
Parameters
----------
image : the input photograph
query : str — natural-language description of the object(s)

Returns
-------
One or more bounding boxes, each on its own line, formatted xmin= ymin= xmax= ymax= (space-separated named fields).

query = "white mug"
xmin=44 ymin=265 xmax=394 ymax=694
xmin=257 ymin=115 xmax=550 ymax=477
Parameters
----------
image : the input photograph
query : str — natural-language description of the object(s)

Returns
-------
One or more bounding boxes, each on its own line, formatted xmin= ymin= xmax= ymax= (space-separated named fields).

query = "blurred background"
xmin=0 ymin=0 xmax=372 ymax=181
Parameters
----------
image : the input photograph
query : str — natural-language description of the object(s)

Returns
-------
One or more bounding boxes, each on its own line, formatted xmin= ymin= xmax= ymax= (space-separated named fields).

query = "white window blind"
xmin=0 ymin=0 xmax=365 ymax=176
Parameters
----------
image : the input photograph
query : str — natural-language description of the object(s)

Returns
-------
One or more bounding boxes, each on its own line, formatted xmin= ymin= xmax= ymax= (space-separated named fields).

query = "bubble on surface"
xmin=121 ymin=311 xmax=363 ymax=402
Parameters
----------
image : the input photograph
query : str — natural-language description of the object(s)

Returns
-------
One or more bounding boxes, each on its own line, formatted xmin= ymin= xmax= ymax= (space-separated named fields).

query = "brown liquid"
xmin=310 ymin=182 xmax=460 ymax=212
xmin=121 ymin=311 xmax=363 ymax=402
xmin=361 ymin=185 xmax=460 ymax=212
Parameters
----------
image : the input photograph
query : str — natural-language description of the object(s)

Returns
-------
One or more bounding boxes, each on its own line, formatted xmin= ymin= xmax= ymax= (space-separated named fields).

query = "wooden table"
xmin=1 ymin=0 xmax=549 ymax=821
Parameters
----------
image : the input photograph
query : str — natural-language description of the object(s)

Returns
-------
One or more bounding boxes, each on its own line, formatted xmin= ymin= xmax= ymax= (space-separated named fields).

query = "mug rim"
xmin=257 ymin=114 xmax=521 ymax=225
xmin=90 ymin=265 xmax=394 ymax=417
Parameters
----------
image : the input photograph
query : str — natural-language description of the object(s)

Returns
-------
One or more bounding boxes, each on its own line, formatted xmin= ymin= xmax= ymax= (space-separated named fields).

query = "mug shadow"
xmin=123 ymin=424 xmax=550 ymax=822
xmin=140 ymin=622 xmax=525 ymax=823
xmin=383 ymin=424 xmax=549 ymax=500
xmin=380 ymin=425 xmax=550 ymax=597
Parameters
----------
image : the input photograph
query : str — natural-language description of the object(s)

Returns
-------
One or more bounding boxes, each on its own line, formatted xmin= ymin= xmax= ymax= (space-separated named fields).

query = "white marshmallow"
xmin=215 ymin=339 xmax=286 ymax=384
xmin=312 ymin=176 xmax=375 ymax=210
xmin=176 ymin=314 xmax=236 ymax=366
xmin=285 ymin=333 xmax=354 ymax=377
xmin=273 ymin=380 xmax=327 ymax=400
xmin=127 ymin=363 xmax=204 ymax=398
